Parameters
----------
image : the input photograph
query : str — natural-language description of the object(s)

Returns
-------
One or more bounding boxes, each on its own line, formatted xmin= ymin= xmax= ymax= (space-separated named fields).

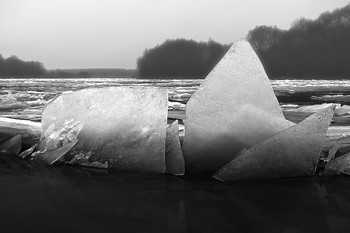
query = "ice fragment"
xmin=213 ymin=106 xmax=334 ymax=181
xmin=323 ymin=152 xmax=350 ymax=176
xmin=165 ymin=120 xmax=185 ymax=175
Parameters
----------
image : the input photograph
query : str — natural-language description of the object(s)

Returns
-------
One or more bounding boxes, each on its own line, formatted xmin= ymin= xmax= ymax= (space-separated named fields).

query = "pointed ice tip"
xmin=232 ymin=38 xmax=251 ymax=47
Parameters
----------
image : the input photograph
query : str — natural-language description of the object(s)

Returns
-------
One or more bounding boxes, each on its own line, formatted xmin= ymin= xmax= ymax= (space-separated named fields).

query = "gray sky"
xmin=0 ymin=0 xmax=349 ymax=69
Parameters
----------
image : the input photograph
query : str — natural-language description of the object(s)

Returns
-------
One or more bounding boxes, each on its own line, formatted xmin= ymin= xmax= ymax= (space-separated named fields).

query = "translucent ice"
xmin=165 ymin=120 xmax=185 ymax=175
xmin=213 ymin=106 xmax=334 ymax=181
xmin=41 ymin=87 xmax=168 ymax=173
xmin=182 ymin=39 xmax=294 ymax=171
xmin=37 ymin=140 xmax=78 ymax=165
xmin=34 ymin=119 xmax=83 ymax=164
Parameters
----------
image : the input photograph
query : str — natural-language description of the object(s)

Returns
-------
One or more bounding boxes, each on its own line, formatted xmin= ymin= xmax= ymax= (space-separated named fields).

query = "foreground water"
xmin=1 ymin=78 xmax=350 ymax=232
xmin=1 ymin=165 xmax=350 ymax=233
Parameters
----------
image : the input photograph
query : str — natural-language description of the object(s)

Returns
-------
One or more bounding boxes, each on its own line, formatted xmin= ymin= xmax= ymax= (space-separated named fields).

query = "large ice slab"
xmin=213 ymin=106 xmax=334 ymax=181
xmin=182 ymin=39 xmax=294 ymax=171
xmin=165 ymin=120 xmax=185 ymax=175
xmin=41 ymin=86 xmax=168 ymax=173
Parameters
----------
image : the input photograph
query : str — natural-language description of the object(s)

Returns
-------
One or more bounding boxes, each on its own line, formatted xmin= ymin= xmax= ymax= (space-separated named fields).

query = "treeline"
xmin=0 ymin=54 xmax=137 ymax=78
xmin=59 ymin=68 xmax=137 ymax=78
xmin=137 ymin=39 xmax=230 ymax=78
xmin=46 ymin=68 xmax=137 ymax=78
xmin=247 ymin=4 xmax=350 ymax=78
xmin=0 ymin=54 xmax=46 ymax=77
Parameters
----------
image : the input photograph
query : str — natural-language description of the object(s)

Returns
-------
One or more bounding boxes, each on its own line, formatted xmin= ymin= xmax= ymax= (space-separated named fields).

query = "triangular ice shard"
xmin=182 ymin=39 xmax=294 ymax=171
xmin=41 ymin=86 xmax=168 ymax=173
xmin=213 ymin=106 xmax=334 ymax=181
xmin=165 ymin=120 xmax=185 ymax=175
xmin=37 ymin=140 xmax=78 ymax=165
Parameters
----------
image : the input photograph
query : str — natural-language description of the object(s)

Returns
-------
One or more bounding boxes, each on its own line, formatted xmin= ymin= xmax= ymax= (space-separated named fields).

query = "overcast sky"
xmin=0 ymin=0 xmax=348 ymax=69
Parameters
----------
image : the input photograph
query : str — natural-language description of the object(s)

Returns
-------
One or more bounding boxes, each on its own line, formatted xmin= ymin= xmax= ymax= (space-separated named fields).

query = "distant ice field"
xmin=1 ymin=78 xmax=350 ymax=137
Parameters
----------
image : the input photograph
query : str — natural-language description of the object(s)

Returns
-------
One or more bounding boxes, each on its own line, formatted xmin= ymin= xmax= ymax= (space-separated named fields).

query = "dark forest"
xmin=248 ymin=3 xmax=350 ymax=78
xmin=137 ymin=39 xmax=230 ymax=78
xmin=0 ymin=54 xmax=46 ymax=77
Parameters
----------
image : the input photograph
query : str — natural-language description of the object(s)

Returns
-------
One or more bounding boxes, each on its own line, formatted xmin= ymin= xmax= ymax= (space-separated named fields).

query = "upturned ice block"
xmin=182 ymin=39 xmax=294 ymax=171
xmin=41 ymin=86 xmax=168 ymax=173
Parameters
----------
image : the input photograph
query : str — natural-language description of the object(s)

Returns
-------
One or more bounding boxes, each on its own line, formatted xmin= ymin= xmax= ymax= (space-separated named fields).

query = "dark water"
xmin=1 ymin=164 xmax=350 ymax=233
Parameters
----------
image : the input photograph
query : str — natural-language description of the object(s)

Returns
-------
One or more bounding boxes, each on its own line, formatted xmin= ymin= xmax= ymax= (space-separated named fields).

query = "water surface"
xmin=1 ymin=165 xmax=350 ymax=233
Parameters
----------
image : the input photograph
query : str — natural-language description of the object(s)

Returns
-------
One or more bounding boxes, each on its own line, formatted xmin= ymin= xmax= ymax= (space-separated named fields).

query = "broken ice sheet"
xmin=37 ymin=140 xmax=78 ymax=165
xmin=213 ymin=105 xmax=334 ymax=182
xmin=34 ymin=119 xmax=84 ymax=165
xmin=322 ymin=135 xmax=350 ymax=162
xmin=182 ymin=39 xmax=294 ymax=171
xmin=66 ymin=150 xmax=108 ymax=169
xmin=17 ymin=143 xmax=37 ymax=159
xmin=325 ymin=141 xmax=341 ymax=162
xmin=42 ymin=119 xmax=84 ymax=151
xmin=165 ymin=120 xmax=185 ymax=175
xmin=41 ymin=86 xmax=168 ymax=173
xmin=334 ymin=104 xmax=350 ymax=116
xmin=323 ymin=152 xmax=350 ymax=176
xmin=0 ymin=91 xmax=28 ymax=110
xmin=0 ymin=135 xmax=22 ymax=155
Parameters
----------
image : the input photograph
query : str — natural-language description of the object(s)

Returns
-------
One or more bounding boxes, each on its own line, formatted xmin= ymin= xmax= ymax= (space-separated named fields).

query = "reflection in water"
xmin=0 ymin=164 xmax=350 ymax=233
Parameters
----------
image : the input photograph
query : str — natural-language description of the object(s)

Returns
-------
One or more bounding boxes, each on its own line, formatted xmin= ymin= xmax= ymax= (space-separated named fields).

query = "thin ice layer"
xmin=182 ymin=39 xmax=294 ymax=171
xmin=213 ymin=106 xmax=334 ymax=181
xmin=41 ymin=86 xmax=168 ymax=173
xmin=165 ymin=120 xmax=185 ymax=175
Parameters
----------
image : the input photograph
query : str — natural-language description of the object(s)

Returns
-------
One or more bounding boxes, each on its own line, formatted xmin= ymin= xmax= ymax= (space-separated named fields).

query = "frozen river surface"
xmin=2 ymin=78 xmax=350 ymax=120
